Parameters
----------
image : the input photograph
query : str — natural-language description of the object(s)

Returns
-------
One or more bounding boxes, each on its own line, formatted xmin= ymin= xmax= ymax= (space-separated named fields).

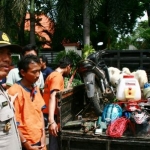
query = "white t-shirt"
xmin=6 ymin=68 xmax=44 ymax=89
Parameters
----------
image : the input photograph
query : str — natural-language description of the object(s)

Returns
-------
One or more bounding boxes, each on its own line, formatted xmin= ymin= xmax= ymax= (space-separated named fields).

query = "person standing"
xmin=39 ymin=55 xmax=53 ymax=81
xmin=43 ymin=56 xmax=73 ymax=150
xmin=6 ymin=44 xmax=44 ymax=91
xmin=7 ymin=55 xmax=46 ymax=150
xmin=0 ymin=30 xmax=22 ymax=150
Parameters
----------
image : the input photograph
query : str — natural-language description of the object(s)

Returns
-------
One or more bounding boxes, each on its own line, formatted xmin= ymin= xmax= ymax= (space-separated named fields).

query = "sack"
xmin=106 ymin=117 xmax=133 ymax=138
xmin=130 ymin=109 xmax=149 ymax=124
xmin=130 ymin=109 xmax=150 ymax=136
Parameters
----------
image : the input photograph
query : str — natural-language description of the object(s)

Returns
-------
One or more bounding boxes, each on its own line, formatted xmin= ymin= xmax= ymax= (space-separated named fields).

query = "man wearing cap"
xmin=0 ymin=31 xmax=22 ymax=150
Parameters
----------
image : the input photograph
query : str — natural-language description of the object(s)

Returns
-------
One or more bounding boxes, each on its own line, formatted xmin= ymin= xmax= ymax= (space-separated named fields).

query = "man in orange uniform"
xmin=8 ymin=55 xmax=46 ymax=150
xmin=43 ymin=57 xmax=73 ymax=150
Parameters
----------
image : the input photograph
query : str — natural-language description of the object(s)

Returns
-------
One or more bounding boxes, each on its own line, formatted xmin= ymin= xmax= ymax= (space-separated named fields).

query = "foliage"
xmin=0 ymin=0 xmax=28 ymax=27
xmin=110 ymin=36 xmax=131 ymax=50
xmin=54 ymin=50 xmax=67 ymax=64
xmin=54 ymin=0 xmax=150 ymax=50
xmin=82 ymin=45 xmax=96 ymax=59
xmin=11 ymin=55 xmax=20 ymax=66
xmin=64 ymin=77 xmax=83 ymax=89
xmin=54 ymin=50 xmax=82 ymax=67
xmin=0 ymin=0 xmax=149 ymax=51
xmin=0 ymin=0 xmax=57 ymax=46
xmin=51 ymin=0 xmax=84 ymax=50
xmin=110 ymin=20 xmax=150 ymax=50
xmin=0 ymin=0 xmax=28 ymax=45
xmin=130 ymin=21 xmax=150 ymax=49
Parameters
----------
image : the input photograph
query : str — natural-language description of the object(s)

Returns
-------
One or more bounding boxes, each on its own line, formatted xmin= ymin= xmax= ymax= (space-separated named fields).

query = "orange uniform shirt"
xmin=43 ymin=71 xmax=64 ymax=114
xmin=7 ymin=83 xmax=45 ymax=144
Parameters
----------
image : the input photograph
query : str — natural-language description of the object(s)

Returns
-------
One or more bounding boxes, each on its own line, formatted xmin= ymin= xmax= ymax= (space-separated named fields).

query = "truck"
xmin=56 ymin=84 xmax=150 ymax=150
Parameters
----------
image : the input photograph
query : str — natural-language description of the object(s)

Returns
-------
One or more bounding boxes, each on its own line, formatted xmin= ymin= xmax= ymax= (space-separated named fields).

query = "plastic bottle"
xmin=116 ymin=75 xmax=141 ymax=101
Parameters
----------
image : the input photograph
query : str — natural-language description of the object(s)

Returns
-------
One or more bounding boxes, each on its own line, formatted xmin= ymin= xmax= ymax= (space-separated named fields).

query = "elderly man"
xmin=0 ymin=31 xmax=22 ymax=150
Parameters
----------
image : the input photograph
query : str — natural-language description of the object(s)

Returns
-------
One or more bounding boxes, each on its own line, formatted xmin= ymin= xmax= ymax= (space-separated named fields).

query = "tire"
xmin=90 ymin=80 xmax=104 ymax=116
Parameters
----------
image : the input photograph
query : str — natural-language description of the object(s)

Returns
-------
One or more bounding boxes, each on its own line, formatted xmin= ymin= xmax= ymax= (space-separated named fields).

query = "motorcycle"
xmin=77 ymin=50 xmax=115 ymax=116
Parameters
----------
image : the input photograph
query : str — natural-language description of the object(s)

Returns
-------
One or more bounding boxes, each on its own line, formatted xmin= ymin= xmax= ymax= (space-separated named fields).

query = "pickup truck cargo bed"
xmin=56 ymin=84 xmax=150 ymax=150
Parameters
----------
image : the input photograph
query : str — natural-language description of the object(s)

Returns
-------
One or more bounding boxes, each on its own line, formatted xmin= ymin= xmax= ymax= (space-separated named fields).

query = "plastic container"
xmin=116 ymin=75 xmax=141 ymax=101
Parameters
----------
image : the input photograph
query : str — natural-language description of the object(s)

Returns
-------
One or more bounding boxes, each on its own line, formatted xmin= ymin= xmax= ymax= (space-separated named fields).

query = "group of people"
xmin=0 ymin=31 xmax=73 ymax=150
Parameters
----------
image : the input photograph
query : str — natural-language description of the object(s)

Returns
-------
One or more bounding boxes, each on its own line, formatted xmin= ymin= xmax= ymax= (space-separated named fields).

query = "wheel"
xmin=90 ymin=80 xmax=104 ymax=116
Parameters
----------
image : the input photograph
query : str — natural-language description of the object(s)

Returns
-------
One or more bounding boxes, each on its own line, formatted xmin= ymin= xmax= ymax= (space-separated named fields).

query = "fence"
xmin=39 ymin=51 xmax=59 ymax=64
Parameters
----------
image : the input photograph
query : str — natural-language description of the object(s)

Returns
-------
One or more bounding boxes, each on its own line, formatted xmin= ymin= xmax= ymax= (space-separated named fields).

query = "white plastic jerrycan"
xmin=116 ymin=75 xmax=141 ymax=101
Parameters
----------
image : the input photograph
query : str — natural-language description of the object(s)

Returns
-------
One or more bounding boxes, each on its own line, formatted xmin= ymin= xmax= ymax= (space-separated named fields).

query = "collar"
xmin=17 ymin=81 xmax=37 ymax=94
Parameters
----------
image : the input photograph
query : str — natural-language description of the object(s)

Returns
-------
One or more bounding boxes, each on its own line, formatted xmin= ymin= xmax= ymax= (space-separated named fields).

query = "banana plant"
xmin=82 ymin=45 xmax=96 ymax=59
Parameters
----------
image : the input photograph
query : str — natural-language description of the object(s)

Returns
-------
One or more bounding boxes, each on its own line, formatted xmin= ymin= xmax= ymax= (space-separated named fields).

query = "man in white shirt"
xmin=6 ymin=44 xmax=44 ymax=90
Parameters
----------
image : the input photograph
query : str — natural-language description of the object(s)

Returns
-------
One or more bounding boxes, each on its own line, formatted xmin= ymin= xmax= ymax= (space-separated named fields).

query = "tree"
xmin=0 ymin=0 xmax=149 ymax=51
xmin=0 ymin=0 xmax=28 ymax=45
xmin=30 ymin=0 xmax=36 ymax=44
xmin=83 ymin=0 xmax=90 ymax=45
xmin=130 ymin=21 xmax=150 ymax=49
xmin=54 ymin=0 xmax=150 ymax=51
xmin=0 ymin=0 xmax=56 ymax=46
xmin=110 ymin=21 xmax=150 ymax=50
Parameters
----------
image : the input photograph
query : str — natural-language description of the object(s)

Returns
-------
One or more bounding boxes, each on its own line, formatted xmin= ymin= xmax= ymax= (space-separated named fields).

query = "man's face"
xmin=39 ymin=58 xmax=44 ymax=68
xmin=0 ymin=47 xmax=11 ymax=79
xmin=63 ymin=65 xmax=72 ymax=77
xmin=20 ymin=61 xmax=41 ymax=84
xmin=24 ymin=50 xmax=37 ymax=56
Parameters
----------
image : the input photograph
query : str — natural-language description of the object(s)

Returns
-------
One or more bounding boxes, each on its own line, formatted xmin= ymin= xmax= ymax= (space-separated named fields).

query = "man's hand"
xmin=49 ymin=122 xmax=59 ymax=137
xmin=23 ymin=142 xmax=44 ymax=150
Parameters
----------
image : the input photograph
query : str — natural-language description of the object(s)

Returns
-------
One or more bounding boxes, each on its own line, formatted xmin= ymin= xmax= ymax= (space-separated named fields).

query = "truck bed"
xmin=56 ymin=84 xmax=150 ymax=150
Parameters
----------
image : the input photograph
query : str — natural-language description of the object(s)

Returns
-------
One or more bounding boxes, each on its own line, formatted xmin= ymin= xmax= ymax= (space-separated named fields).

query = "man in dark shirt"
xmin=39 ymin=55 xmax=53 ymax=81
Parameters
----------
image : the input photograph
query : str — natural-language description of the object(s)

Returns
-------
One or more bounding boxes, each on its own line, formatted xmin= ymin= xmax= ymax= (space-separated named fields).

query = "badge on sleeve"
xmin=2 ymin=101 xmax=8 ymax=107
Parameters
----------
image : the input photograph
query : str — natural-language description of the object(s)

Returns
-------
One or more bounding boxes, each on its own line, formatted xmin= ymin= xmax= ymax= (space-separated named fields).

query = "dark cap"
xmin=0 ymin=31 xmax=22 ymax=53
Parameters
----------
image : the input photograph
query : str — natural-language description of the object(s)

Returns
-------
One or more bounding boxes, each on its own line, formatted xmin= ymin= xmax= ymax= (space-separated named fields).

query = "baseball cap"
xmin=0 ymin=31 xmax=22 ymax=53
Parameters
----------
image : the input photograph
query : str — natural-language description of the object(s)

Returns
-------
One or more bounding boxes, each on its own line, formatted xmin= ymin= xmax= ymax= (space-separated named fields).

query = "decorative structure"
xmin=62 ymin=42 xmax=82 ymax=56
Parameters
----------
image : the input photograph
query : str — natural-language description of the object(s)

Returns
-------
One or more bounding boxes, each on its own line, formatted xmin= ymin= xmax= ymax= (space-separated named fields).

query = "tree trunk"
xmin=30 ymin=0 xmax=36 ymax=45
xmin=147 ymin=3 xmax=150 ymax=27
xmin=83 ymin=0 xmax=90 ymax=45
xmin=18 ymin=13 xmax=26 ymax=46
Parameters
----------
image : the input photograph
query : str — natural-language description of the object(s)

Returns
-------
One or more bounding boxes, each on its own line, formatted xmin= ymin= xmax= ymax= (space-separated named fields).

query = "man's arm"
xmin=40 ymin=112 xmax=46 ymax=147
xmin=38 ymin=72 xmax=44 ymax=95
xmin=6 ymin=68 xmax=19 ymax=89
xmin=18 ymin=129 xmax=43 ymax=150
xmin=48 ymin=90 xmax=59 ymax=137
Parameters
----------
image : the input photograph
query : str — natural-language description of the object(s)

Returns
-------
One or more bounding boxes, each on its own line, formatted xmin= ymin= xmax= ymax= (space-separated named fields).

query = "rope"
xmin=106 ymin=117 xmax=135 ymax=138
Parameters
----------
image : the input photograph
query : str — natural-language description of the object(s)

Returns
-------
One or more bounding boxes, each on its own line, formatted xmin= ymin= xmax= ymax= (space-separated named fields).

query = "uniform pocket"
xmin=0 ymin=102 xmax=14 ymax=121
